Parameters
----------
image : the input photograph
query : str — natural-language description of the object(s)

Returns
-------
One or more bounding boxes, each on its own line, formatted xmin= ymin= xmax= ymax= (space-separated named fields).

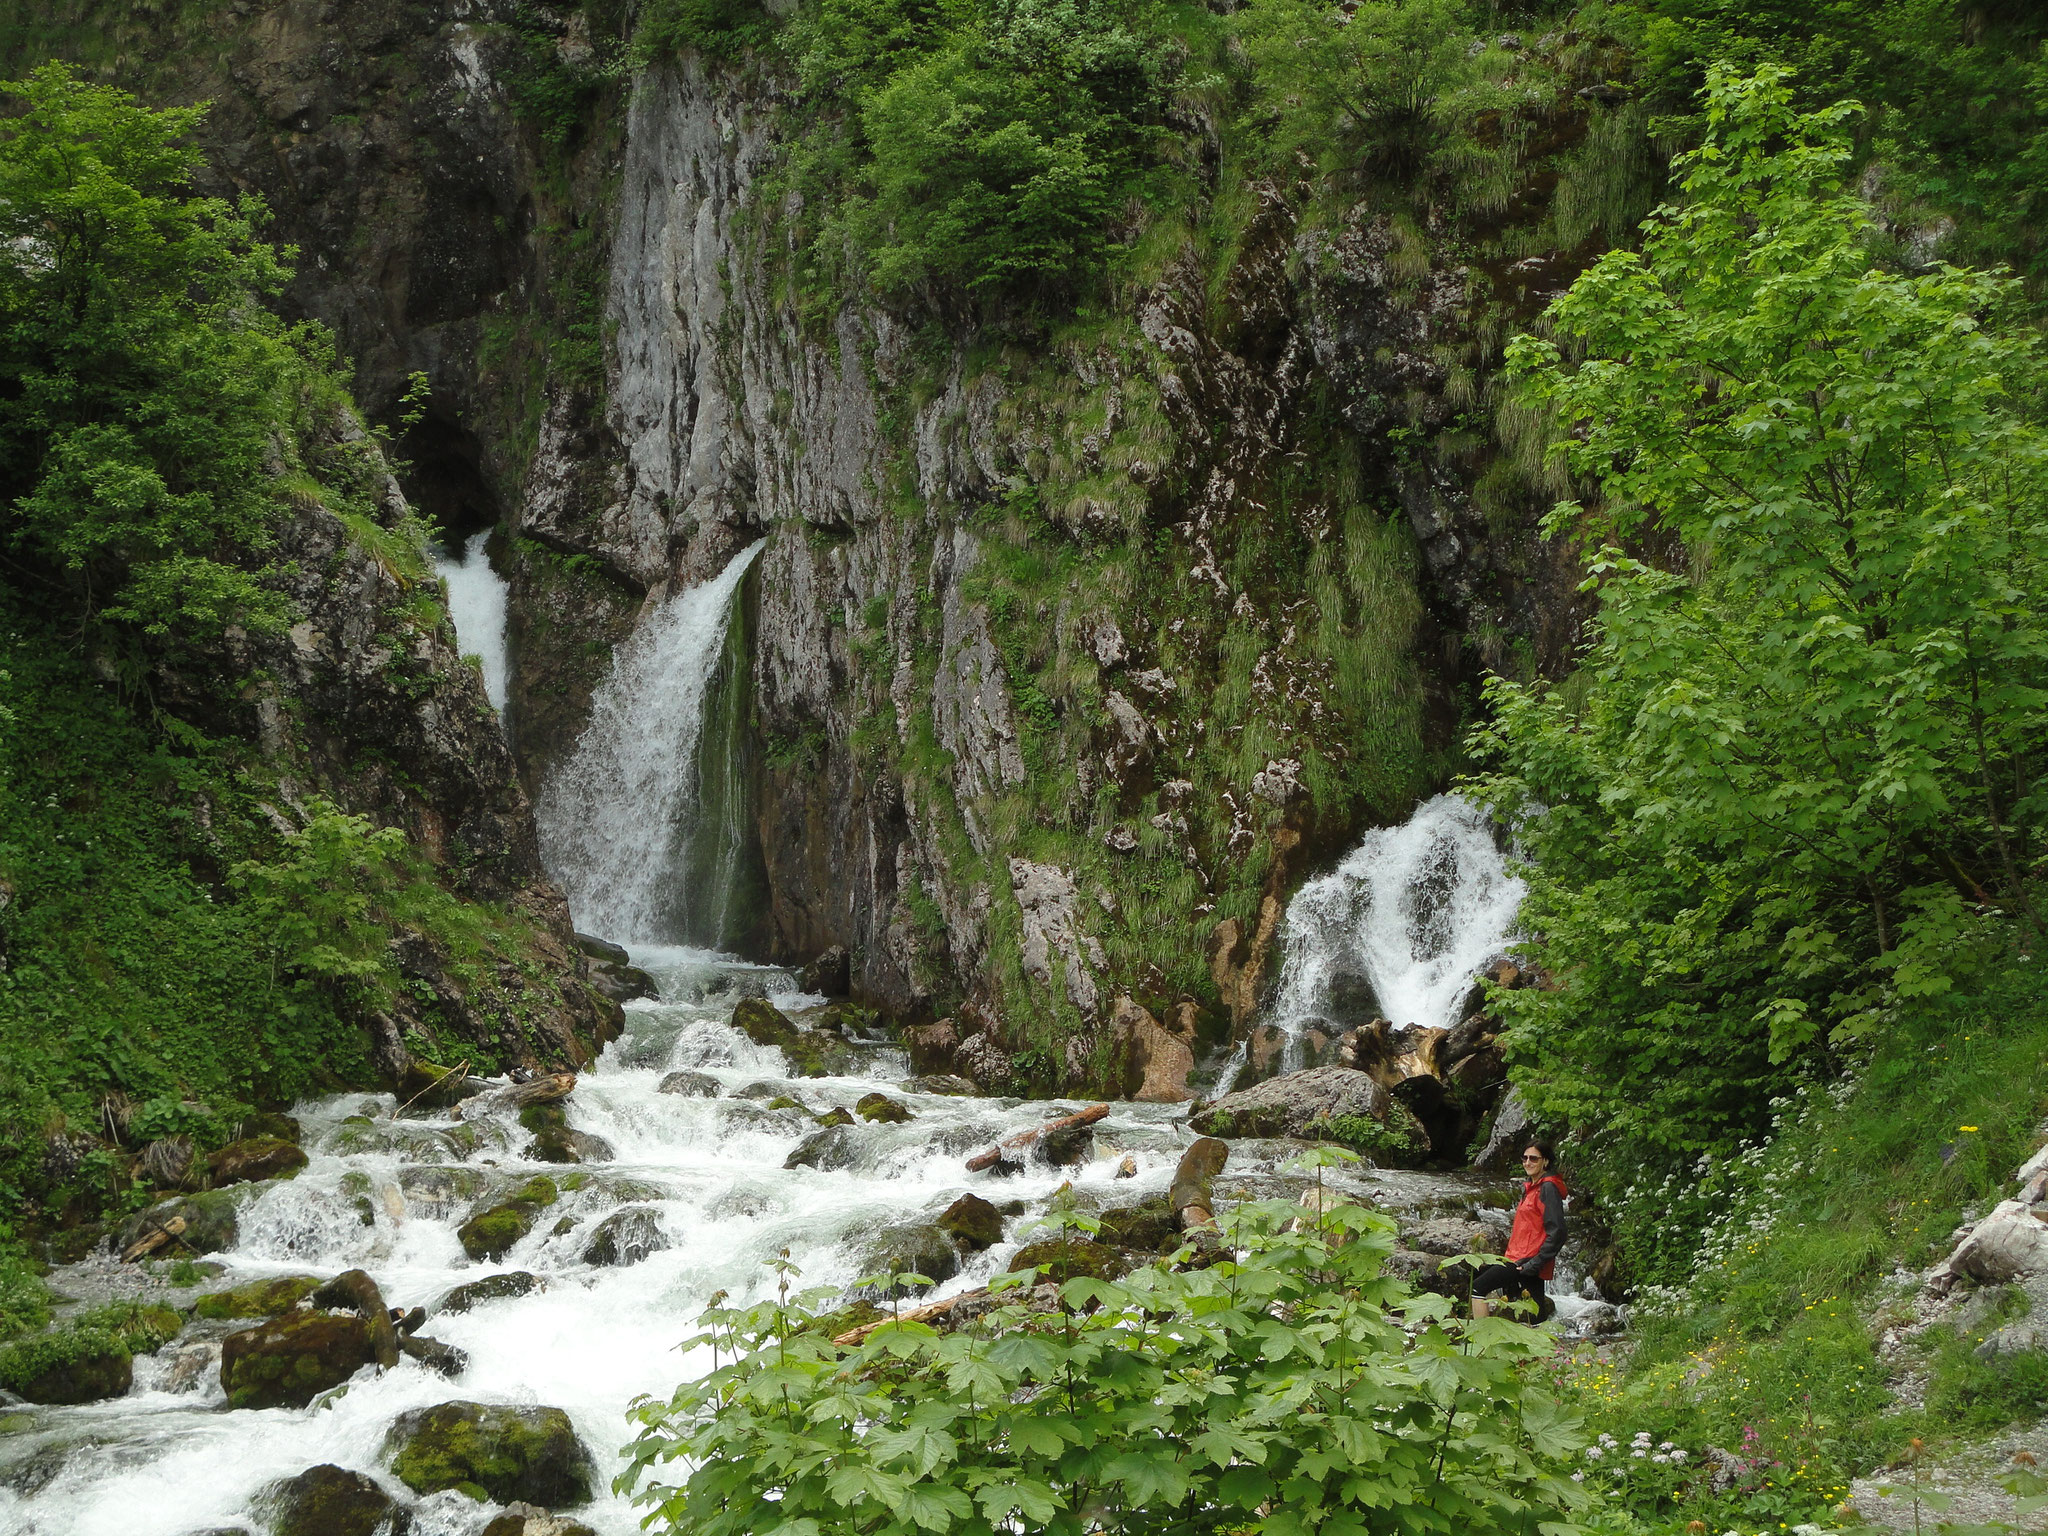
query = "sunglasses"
xmin=1521 ymin=1153 xmax=1546 ymax=1162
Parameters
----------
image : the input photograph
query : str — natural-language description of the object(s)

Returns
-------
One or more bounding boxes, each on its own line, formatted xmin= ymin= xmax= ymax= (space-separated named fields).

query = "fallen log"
xmin=965 ymin=1104 xmax=1110 ymax=1172
xmin=833 ymin=1291 xmax=977 ymax=1346
xmin=452 ymin=1073 xmax=577 ymax=1121
xmin=121 ymin=1214 xmax=187 ymax=1262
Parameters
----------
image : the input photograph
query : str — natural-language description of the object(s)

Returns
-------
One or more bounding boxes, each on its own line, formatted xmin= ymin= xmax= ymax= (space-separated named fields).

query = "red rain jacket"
xmin=1504 ymin=1173 xmax=1568 ymax=1279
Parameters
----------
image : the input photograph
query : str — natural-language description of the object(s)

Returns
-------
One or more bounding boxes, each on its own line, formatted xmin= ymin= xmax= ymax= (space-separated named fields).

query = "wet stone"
xmin=581 ymin=1206 xmax=670 ymax=1268
xmin=936 ymin=1193 xmax=1004 ymax=1251
xmin=657 ymin=1071 xmax=720 ymax=1097
xmin=220 ymin=1311 xmax=380 ymax=1409
xmin=194 ymin=1274 xmax=325 ymax=1319
xmin=784 ymin=1124 xmax=861 ymax=1172
xmin=1008 ymin=1237 xmax=1140 ymax=1284
xmin=384 ymin=1400 xmax=595 ymax=1507
xmin=903 ymin=1074 xmax=979 ymax=1096
xmin=434 ymin=1271 xmax=545 ymax=1316
xmin=114 ymin=1190 xmax=243 ymax=1257
xmin=856 ymin=1093 xmax=913 ymax=1124
xmin=855 ymin=1222 xmax=961 ymax=1298
xmin=261 ymin=1462 xmax=412 ymax=1536
xmin=209 ymin=1136 xmax=308 ymax=1187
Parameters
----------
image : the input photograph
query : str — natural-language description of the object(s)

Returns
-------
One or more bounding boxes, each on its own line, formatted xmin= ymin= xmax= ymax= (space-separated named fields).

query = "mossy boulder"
xmin=855 ymin=1093 xmax=913 ymax=1124
xmin=0 ymin=1326 xmax=132 ymax=1404
xmin=434 ymin=1272 xmax=546 ymax=1316
xmin=210 ymin=1136 xmax=308 ymax=1186
xmin=260 ymin=1463 xmax=411 ymax=1536
xmin=113 ymin=1190 xmax=242 ymax=1257
xmin=194 ymin=1274 xmax=325 ymax=1320
xmin=813 ymin=1106 xmax=854 ymax=1128
xmin=1097 ymin=1196 xmax=1179 ymax=1253
xmin=220 ymin=1310 xmax=380 ymax=1409
xmin=240 ymin=1111 xmax=303 ymax=1144
xmin=936 ymin=1193 xmax=1004 ymax=1251
xmin=855 ymin=1222 xmax=961 ymax=1298
xmin=1008 ymin=1238 xmax=1140 ymax=1284
xmin=456 ymin=1177 xmax=559 ymax=1262
xmin=385 ymin=1400 xmax=594 ymax=1506
xmin=78 ymin=1300 xmax=182 ymax=1354
xmin=732 ymin=997 xmax=860 ymax=1077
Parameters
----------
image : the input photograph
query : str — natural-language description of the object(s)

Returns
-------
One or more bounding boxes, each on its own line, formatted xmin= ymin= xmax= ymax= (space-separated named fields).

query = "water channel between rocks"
xmin=1 ymin=945 xmax=1558 ymax=1536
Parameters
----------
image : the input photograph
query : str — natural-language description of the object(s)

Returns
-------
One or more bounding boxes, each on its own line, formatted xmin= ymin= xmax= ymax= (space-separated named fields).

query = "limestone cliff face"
xmin=18 ymin=6 xmax=1595 ymax=1091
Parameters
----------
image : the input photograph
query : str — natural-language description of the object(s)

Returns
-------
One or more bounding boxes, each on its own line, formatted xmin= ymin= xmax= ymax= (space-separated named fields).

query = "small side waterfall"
xmin=1254 ymin=793 xmax=1525 ymax=1080
xmin=537 ymin=542 xmax=764 ymax=944
xmin=431 ymin=530 xmax=511 ymax=713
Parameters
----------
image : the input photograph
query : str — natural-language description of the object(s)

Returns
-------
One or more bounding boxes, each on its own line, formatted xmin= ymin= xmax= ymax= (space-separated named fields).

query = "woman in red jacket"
xmin=1471 ymin=1139 xmax=1567 ymax=1322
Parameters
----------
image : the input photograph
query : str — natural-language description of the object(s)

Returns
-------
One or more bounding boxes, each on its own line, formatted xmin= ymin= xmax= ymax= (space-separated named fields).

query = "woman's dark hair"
xmin=1522 ymin=1138 xmax=1557 ymax=1169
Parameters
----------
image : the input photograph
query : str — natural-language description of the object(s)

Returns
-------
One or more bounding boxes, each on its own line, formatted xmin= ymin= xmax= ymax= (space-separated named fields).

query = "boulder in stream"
xmin=585 ymin=958 xmax=658 ymax=1004
xmin=520 ymin=1103 xmax=615 ymax=1165
xmin=209 ymin=1135 xmax=308 ymax=1187
xmin=902 ymin=1074 xmax=978 ymax=1096
xmin=260 ymin=1463 xmax=412 ymax=1536
xmin=855 ymin=1093 xmax=913 ymax=1124
xmin=1191 ymin=1066 xmax=1421 ymax=1150
xmin=220 ymin=1310 xmax=384 ymax=1409
xmin=1008 ymin=1237 xmax=1139 ymax=1284
xmin=481 ymin=1507 xmax=601 ymax=1536
xmin=733 ymin=997 xmax=860 ymax=1077
xmin=385 ymin=1401 xmax=595 ymax=1506
xmin=113 ymin=1190 xmax=243 ymax=1258
xmin=434 ymin=1271 xmax=546 ymax=1315
xmin=581 ymin=1206 xmax=670 ymax=1267
xmin=936 ymin=1193 xmax=1004 ymax=1251
xmin=194 ymin=1274 xmax=325 ymax=1319
xmin=457 ymin=1177 xmax=559 ymax=1262
xmin=784 ymin=1124 xmax=861 ymax=1172
xmin=798 ymin=944 xmax=851 ymax=996
xmin=657 ymin=1071 xmax=720 ymax=1098
xmin=0 ymin=1328 xmax=132 ymax=1404
xmin=855 ymin=1222 xmax=962 ymax=1296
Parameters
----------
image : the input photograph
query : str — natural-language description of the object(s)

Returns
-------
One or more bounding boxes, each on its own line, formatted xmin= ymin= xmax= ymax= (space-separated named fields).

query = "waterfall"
xmin=536 ymin=542 xmax=764 ymax=945
xmin=1255 ymin=793 xmax=1525 ymax=1079
xmin=431 ymin=530 xmax=511 ymax=713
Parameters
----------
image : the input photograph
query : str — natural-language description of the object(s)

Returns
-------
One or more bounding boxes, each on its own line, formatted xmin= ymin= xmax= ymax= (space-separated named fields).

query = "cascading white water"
xmin=1259 ymin=793 xmax=1525 ymax=1077
xmin=432 ymin=531 xmax=511 ymax=713
xmin=537 ymin=543 xmax=763 ymax=943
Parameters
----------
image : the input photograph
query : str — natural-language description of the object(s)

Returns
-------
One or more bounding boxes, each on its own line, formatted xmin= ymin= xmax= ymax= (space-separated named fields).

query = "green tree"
xmin=0 ymin=63 xmax=313 ymax=640
xmin=1473 ymin=66 xmax=2048 ymax=1166
xmin=622 ymin=1195 xmax=1588 ymax=1535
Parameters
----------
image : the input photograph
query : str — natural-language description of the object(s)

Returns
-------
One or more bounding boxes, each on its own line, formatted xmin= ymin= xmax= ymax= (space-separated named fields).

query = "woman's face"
xmin=1521 ymin=1148 xmax=1549 ymax=1178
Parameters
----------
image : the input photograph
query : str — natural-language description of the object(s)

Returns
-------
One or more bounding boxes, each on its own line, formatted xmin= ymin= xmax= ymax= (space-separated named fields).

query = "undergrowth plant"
xmin=622 ymin=1197 xmax=1589 ymax=1535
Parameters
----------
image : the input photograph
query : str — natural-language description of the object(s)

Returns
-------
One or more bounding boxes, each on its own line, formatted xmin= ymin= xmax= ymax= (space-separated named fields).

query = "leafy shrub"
xmin=1474 ymin=66 xmax=2048 ymax=1174
xmin=622 ymin=1197 xmax=1588 ymax=1533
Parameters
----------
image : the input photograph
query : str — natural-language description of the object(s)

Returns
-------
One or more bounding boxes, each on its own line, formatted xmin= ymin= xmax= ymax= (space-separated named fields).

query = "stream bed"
xmin=0 ymin=947 xmax=1574 ymax=1536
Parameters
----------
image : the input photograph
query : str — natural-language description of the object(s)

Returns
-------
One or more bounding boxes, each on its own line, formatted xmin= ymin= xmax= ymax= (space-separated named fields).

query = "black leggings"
xmin=1472 ymin=1264 xmax=1548 ymax=1316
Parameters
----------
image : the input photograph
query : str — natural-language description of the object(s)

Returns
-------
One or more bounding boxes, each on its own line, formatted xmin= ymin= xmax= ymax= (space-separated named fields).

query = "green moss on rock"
xmin=384 ymin=1400 xmax=594 ymax=1506
xmin=208 ymin=1136 xmax=308 ymax=1186
xmin=195 ymin=1275 xmax=325 ymax=1320
xmin=1007 ymin=1238 xmax=1141 ymax=1284
xmin=456 ymin=1178 xmax=560 ymax=1262
xmin=219 ymin=1310 xmax=378 ymax=1409
xmin=0 ymin=1326 xmax=132 ymax=1404
xmin=262 ymin=1463 xmax=407 ymax=1536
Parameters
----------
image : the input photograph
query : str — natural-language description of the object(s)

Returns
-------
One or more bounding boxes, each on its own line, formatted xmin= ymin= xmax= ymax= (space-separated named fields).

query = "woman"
xmin=1471 ymin=1139 xmax=1567 ymax=1322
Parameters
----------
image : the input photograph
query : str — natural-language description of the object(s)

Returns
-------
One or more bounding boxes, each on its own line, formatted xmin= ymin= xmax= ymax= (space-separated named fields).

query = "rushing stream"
xmin=0 ymin=950 xmax=1510 ymax=1536
xmin=431 ymin=532 xmax=511 ymax=715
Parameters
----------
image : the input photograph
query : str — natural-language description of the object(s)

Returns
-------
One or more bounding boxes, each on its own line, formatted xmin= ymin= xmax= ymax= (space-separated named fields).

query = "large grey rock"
xmin=784 ymin=1124 xmax=862 ymax=1172
xmin=581 ymin=1206 xmax=670 ymax=1268
xmin=1191 ymin=1067 xmax=1394 ymax=1141
xmin=385 ymin=1401 xmax=594 ymax=1507
xmin=1941 ymin=1201 xmax=2048 ymax=1287
xmin=658 ymin=1071 xmax=721 ymax=1098
xmin=260 ymin=1463 xmax=412 ymax=1536
xmin=855 ymin=1223 xmax=962 ymax=1298
xmin=1473 ymin=1088 xmax=1536 ymax=1172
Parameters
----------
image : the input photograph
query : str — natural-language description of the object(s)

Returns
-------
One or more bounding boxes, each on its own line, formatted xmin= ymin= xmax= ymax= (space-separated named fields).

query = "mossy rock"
xmin=209 ymin=1135 xmax=308 ymax=1186
xmin=732 ymin=997 xmax=801 ymax=1051
xmin=456 ymin=1178 xmax=560 ymax=1262
xmin=113 ymin=1190 xmax=242 ymax=1257
xmin=78 ymin=1300 xmax=183 ymax=1353
xmin=1097 ymin=1196 xmax=1179 ymax=1253
xmin=220 ymin=1310 xmax=378 ymax=1409
xmin=194 ymin=1274 xmax=325 ymax=1320
xmin=260 ymin=1463 xmax=409 ymax=1536
xmin=855 ymin=1093 xmax=913 ymax=1124
xmin=239 ymin=1111 xmax=303 ymax=1145
xmin=814 ymin=1106 xmax=854 ymax=1128
xmin=936 ymin=1193 xmax=1003 ymax=1251
xmin=1007 ymin=1238 xmax=1141 ymax=1284
xmin=855 ymin=1222 xmax=961 ymax=1298
xmin=433 ymin=1272 xmax=545 ymax=1316
xmin=783 ymin=1124 xmax=860 ymax=1172
xmin=763 ymin=1095 xmax=804 ymax=1112
xmin=519 ymin=1103 xmax=568 ymax=1135
xmin=0 ymin=1326 xmax=132 ymax=1404
xmin=385 ymin=1400 xmax=594 ymax=1506
xmin=732 ymin=997 xmax=860 ymax=1077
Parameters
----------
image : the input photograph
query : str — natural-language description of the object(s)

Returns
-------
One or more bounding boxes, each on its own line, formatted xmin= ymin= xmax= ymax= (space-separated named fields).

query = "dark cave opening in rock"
xmin=399 ymin=409 xmax=503 ymax=545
